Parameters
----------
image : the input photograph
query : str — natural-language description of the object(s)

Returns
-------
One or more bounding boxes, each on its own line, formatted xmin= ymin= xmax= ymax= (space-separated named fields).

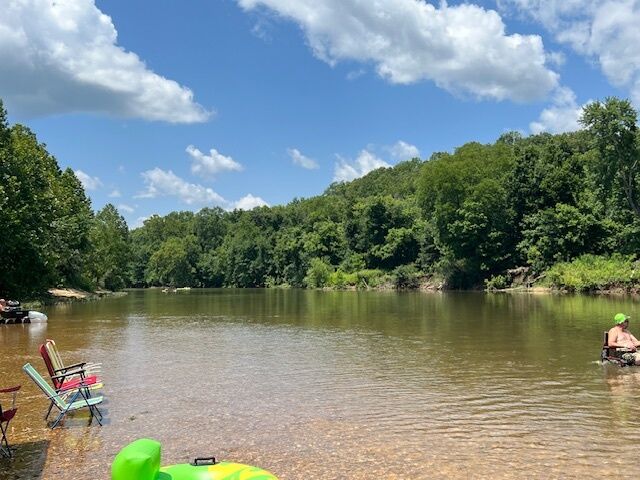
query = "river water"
xmin=1 ymin=289 xmax=640 ymax=479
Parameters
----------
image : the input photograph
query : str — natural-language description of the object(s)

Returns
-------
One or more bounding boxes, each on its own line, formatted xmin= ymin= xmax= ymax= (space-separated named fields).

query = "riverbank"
xmin=19 ymin=287 xmax=126 ymax=310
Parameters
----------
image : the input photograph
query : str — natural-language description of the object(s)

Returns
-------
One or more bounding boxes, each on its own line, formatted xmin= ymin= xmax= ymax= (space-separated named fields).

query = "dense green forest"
xmin=2 ymin=97 xmax=640 ymax=297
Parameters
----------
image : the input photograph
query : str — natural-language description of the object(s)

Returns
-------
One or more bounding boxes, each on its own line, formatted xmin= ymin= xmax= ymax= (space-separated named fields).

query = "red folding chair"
xmin=0 ymin=385 xmax=20 ymax=458
xmin=39 ymin=343 xmax=102 ymax=420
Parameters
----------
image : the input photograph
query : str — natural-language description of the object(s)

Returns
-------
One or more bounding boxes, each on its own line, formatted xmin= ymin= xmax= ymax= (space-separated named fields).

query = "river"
xmin=1 ymin=289 xmax=640 ymax=479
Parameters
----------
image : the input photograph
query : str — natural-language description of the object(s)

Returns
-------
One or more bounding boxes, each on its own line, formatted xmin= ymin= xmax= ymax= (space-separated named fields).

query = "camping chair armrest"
xmin=51 ymin=369 xmax=87 ymax=381
xmin=0 ymin=385 xmax=21 ymax=394
xmin=54 ymin=362 xmax=86 ymax=373
xmin=60 ymin=382 xmax=98 ymax=391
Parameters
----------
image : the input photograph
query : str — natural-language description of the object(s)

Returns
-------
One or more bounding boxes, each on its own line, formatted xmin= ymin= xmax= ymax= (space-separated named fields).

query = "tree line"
xmin=1 ymin=97 xmax=639 ymax=297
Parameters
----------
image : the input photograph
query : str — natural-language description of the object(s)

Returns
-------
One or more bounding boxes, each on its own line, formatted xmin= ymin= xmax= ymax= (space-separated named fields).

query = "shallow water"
xmin=1 ymin=289 xmax=640 ymax=479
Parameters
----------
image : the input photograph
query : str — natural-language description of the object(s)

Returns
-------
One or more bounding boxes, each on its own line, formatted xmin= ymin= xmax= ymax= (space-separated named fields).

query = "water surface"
xmin=1 ymin=289 xmax=640 ymax=479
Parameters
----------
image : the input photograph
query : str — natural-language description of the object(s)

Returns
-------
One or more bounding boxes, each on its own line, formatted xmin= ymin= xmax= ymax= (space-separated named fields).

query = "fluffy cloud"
xmin=75 ymin=170 xmax=102 ymax=190
xmin=137 ymin=168 xmax=226 ymax=206
xmin=117 ymin=203 xmax=135 ymax=214
xmin=186 ymin=145 xmax=243 ymax=179
xmin=0 ymin=0 xmax=209 ymax=122
xmin=500 ymin=0 xmax=640 ymax=106
xmin=234 ymin=194 xmax=269 ymax=210
xmin=388 ymin=140 xmax=420 ymax=161
xmin=287 ymin=148 xmax=319 ymax=169
xmin=530 ymin=87 xmax=585 ymax=134
xmin=334 ymin=150 xmax=390 ymax=183
xmin=237 ymin=0 xmax=558 ymax=101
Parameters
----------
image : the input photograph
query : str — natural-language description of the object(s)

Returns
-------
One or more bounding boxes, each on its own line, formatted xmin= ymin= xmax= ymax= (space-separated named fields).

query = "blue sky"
xmin=0 ymin=0 xmax=637 ymax=228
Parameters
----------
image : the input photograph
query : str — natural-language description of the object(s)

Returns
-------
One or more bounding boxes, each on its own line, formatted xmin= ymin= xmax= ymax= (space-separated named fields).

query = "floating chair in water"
xmin=22 ymin=363 xmax=103 ymax=429
xmin=44 ymin=339 xmax=101 ymax=375
xmin=0 ymin=385 xmax=20 ymax=458
xmin=39 ymin=342 xmax=102 ymax=420
xmin=601 ymin=331 xmax=632 ymax=367
xmin=111 ymin=438 xmax=278 ymax=480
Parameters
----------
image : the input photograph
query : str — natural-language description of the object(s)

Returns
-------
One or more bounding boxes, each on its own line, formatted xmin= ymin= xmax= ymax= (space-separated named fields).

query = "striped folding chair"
xmin=39 ymin=342 xmax=103 ymax=420
xmin=45 ymin=339 xmax=102 ymax=375
xmin=22 ymin=363 xmax=103 ymax=429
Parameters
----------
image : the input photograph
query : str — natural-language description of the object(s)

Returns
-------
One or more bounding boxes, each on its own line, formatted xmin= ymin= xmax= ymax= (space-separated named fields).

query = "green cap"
xmin=614 ymin=313 xmax=630 ymax=324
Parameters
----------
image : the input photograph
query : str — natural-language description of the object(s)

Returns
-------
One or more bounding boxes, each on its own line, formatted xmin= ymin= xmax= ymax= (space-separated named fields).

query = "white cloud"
xmin=234 ymin=194 xmax=269 ymax=210
xmin=75 ymin=170 xmax=102 ymax=190
xmin=287 ymin=148 xmax=319 ymax=169
xmin=530 ymin=87 xmax=585 ymax=134
xmin=137 ymin=168 xmax=226 ymax=206
xmin=0 ymin=0 xmax=209 ymax=122
xmin=108 ymin=189 xmax=122 ymax=198
xmin=501 ymin=0 xmax=640 ymax=107
xmin=388 ymin=140 xmax=420 ymax=161
xmin=237 ymin=0 xmax=558 ymax=102
xmin=346 ymin=69 xmax=366 ymax=81
xmin=333 ymin=150 xmax=390 ymax=182
xmin=186 ymin=145 xmax=243 ymax=179
xmin=117 ymin=203 xmax=134 ymax=213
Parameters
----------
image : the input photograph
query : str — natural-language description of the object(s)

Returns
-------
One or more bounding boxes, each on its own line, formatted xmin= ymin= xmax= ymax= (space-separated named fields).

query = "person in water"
xmin=608 ymin=313 xmax=640 ymax=365
xmin=0 ymin=299 xmax=6 ymax=312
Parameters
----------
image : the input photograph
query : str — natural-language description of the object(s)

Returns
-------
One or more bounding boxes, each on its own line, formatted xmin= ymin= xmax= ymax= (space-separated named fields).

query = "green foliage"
xmin=580 ymin=98 xmax=640 ymax=217
xmin=0 ymin=101 xmax=95 ymax=296
xmin=88 ymin=204 xmax=130 ymax=291
xmin=356 ymin=269 xmax=386 ymax=288
xmin=194 ymin=207 xmax=228 ymax=251
xmin=218 ymin=216 xmax=273 ymax=287
xmin=542 ymin=254 xmax=638 ymax=292
xmin=345 ymin=195 xmax=418 ymax=268
xmin=304 ymin=258 xmax=333 ymax=288
xmin=518 ymin=203 xmax=606 ymax=273
xmin=326 ymin=158 xmax=423 ymax=201
xmin=484 ymin=274 xmax=509 ymax=291
xmin=196 ymin=250 xmax=225 ymax=287
xmin=7 ymin=95 xmax=640 ymax=296
xmin=329 ymin=269 xmax=351 ymax=289
xmin=145 ymin=236 xmax=199 ymax=287
xmin=417 ymin=142 xmax=517 ymax=286
xmin=339 ymin=252 xmax=366 ymax=273
xmin=272 ymin=226 xmax=307 ymax=287
xmin=392 ymin=264 xmax=420 ymax=289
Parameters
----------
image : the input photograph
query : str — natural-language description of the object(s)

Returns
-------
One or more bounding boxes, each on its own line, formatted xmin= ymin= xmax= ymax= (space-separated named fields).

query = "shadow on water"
xmin=0 ymin=439 xmax=49 ymax=480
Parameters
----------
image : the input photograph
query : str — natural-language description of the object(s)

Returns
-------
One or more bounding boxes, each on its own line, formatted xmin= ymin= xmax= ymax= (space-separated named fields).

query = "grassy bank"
xmin=539 ymin=254 xmax=639 ymax=293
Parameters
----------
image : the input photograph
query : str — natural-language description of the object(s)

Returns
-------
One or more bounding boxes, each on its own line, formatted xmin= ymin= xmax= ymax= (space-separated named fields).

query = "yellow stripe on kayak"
xmin=207 ymin=462 xmax=277 ymax=479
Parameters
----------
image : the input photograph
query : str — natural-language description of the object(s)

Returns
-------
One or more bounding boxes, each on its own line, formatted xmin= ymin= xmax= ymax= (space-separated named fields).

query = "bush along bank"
xmin=485 ymin=254 xmax=640 ymax=293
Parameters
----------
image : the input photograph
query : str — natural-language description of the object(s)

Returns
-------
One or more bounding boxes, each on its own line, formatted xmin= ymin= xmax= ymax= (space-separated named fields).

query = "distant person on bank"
xmin=608 ymin=313 xmax=640 ymax=365
xmin=0 ymin=299 xmax=6 ymax=312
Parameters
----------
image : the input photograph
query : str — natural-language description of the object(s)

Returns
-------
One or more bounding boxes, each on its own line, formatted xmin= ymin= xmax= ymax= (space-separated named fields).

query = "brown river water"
xmin=1 ymin=289 xmax=640 ymax=479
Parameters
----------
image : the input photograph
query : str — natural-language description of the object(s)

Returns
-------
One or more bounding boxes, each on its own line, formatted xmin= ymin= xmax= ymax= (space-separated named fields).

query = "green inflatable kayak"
xmin=111 ymin=438 xmax=278 ymax=480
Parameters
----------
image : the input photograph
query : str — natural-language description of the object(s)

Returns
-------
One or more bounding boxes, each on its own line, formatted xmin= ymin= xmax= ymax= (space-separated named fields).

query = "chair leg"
xmin=45 ymin=401 xmax=54 ymax=420
xmin=50 ymin=390 xmax=81 ymax=429
xmin=50 ymin=407 xmax=69 ymax=429
xmin=90 ymin=405 xmax=103 ymax=425
xmin=1 ymin=422 xmax=13 ymax=458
